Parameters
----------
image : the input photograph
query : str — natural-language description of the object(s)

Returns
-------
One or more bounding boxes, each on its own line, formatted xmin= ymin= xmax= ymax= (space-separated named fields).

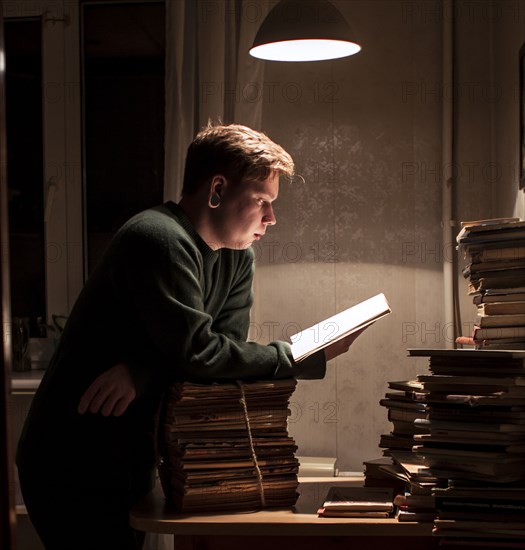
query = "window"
xmin=5 ymin=0 xmax=166 ymax=331
xmin=82 ymin=1 xmax=165 ymax=272
xmin=5 ymin=18 xmax=45 ymax=334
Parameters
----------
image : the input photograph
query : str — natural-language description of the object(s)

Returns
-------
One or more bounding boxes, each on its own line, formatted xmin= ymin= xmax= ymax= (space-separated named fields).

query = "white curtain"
xmin=164 ymin=0 xmax=269 ymax=202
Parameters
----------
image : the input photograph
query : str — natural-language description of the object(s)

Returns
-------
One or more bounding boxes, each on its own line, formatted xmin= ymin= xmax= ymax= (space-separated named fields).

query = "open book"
xmin=290 ymin=293 xmax=392 ymax=362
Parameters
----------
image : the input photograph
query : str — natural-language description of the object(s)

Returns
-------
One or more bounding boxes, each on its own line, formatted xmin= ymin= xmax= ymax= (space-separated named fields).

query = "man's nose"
xmin=263 ymin=205 xmax=276 ymax=225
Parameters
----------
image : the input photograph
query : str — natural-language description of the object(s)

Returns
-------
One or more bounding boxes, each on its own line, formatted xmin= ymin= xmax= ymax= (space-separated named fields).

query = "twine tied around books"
xmin=236 ymin=381 xmax=267 ymax=508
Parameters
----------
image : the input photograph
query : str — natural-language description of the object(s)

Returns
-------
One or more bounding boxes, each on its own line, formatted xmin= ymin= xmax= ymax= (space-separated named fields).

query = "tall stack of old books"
xmin=457 ymin=218 xmax=525 ymax=349
xmin=368 ymin=379 xmax=439 ymax=522
xmin=409 ymin=348 xmax=525 ymax=545
xmin=158 ymin=379 xmax=299 ymax=512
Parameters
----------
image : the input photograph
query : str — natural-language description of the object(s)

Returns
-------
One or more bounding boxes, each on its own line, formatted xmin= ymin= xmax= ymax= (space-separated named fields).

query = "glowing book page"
xmin=290 ymin=293 xmax=392 ymax=362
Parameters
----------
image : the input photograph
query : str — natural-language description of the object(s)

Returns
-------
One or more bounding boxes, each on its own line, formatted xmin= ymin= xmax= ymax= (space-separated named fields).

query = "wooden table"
xmin=130 ymin=478 xmax=437 ymax=550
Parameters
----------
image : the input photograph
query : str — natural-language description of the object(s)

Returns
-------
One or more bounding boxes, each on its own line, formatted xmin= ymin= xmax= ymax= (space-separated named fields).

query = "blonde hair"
xmin=182 ymin=123 xmax=294 ymax=194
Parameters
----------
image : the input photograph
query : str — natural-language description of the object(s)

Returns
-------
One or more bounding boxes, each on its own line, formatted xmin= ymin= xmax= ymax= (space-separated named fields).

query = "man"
xmin=17 ymin=124 xmax=362 ymax=549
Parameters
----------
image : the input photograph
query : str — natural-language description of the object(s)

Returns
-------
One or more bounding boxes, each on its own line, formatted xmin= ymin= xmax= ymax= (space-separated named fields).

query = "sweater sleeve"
xmin=113 ymin=219 xmax=326 ymax=385
xmin=210 ymin=249 xmax=254 ymax=342
xmin=210 ymin=249 xmax=325 ymax=381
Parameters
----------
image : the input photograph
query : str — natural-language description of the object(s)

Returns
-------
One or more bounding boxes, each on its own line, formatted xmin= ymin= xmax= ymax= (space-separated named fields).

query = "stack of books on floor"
xmin=457 ymin=217 xmax=525 ymax=349
xmin=158 ymin=379 xmax=300 ymax=512
xmin=409 ymin=348 xmax=525 ymax=545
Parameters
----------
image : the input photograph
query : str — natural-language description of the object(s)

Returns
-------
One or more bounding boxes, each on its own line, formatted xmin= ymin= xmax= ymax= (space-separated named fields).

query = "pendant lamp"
xmin=249 ymin=0 xmax=361 ymax=62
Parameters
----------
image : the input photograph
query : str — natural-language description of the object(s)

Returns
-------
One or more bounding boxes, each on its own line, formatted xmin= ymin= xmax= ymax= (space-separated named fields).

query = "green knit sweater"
xmin=17 ymin=202 xmax=325 ymax=496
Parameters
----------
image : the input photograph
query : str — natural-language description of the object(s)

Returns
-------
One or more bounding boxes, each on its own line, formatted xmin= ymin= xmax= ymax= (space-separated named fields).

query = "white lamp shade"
xmin=250 ymin=0 xmax=361 ymax=62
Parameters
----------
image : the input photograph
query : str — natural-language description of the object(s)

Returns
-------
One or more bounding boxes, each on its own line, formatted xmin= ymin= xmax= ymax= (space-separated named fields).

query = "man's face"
xmin=214 ymin=171 xmax=279 ymax=250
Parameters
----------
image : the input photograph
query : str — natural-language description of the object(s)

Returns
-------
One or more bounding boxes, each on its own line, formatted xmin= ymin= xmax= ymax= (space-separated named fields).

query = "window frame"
xmin=4 ymin=0 xmax=84 ymax=321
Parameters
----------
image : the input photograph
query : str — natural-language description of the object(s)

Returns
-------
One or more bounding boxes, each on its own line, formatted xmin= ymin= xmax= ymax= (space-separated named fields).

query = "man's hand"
xmin=324 ymin=326 xmax=368 ymax=362
xmin=78 ymin=363 xmax=136 ymax=417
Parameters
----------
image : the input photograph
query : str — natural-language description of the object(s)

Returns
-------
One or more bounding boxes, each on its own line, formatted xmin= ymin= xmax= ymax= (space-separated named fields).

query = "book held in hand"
xmin=290 ymin=293 xmax=392 ymax=362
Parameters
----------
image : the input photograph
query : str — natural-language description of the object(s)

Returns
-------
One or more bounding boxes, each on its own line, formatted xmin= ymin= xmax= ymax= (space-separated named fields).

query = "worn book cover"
xmin=317 ymin=486 xmax=393 ymax=517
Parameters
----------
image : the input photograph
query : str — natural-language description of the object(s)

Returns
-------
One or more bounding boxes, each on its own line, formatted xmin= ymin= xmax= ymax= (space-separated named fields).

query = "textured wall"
xmin=492 ymin=0 xmax=525 ymax=220
xmin=249 ymin=0 xmax=524 ymax=471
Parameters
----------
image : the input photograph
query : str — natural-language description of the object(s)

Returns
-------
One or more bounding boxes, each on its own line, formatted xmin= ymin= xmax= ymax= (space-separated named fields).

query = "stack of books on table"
xmin=362 ymin=457 xmax=406 ymax=494
xmin=387 ymin=451 xmax=440 ymax=522
xmin=456 ymin=218 xmax=525 ymax=349
xmin=158 ymin=379 xmax=300 ymax=513
xmin=378 ymin=380 xmax=428 ymax=453
xmin=364 ymin=380 xmax=439 ymax=521
xmin=409 ymin=348 xmax=525 ymax=545
xmin=362 ymin=453 xmax=438 ymax=522
xmin=317 ymin=486 xmax=394 ymax=518
xmin=432 ymin=483 xmax=525 ymax=544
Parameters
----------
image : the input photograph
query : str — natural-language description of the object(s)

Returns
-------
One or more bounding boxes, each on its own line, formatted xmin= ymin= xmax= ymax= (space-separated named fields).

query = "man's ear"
xmin=210 ymin=175 xmax=226 ymax=198
xmin=208 ymin=175 xmax=226 ymax=208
